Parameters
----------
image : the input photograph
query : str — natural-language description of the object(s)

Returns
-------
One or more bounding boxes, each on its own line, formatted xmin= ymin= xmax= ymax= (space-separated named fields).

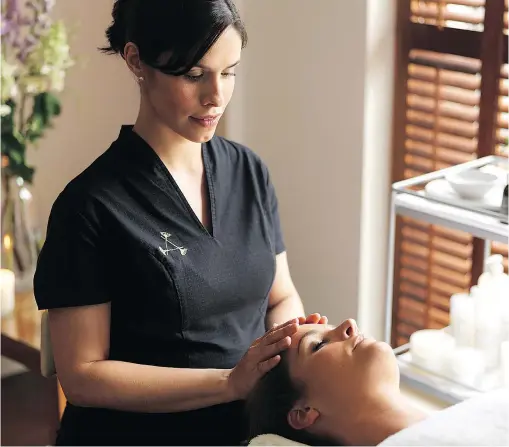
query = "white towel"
xmin=379 ymin=389 xmax=509 ymax=446
xmin=250 ymin=390 xmax=509 ymax=446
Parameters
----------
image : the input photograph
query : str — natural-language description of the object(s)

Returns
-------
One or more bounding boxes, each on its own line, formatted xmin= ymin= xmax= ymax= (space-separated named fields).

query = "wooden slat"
xmin=428 ymin=320 xmax=446 ymax=329
xmin=430 ymin=278 xmax=467 ymax=299
xmin=400 ymin=280 xmax=427 ymax=301
xmin=500 ymin=77 xmax=509 ymax=96
xmin=403 ymin=218 xmax=472 ymax=245
xmin=402 ymin=240 xmax=429 ymax=259
xmin=429 ymin=292 xmax=452 ymax=310
xmin=413 ymin=0 xmax=485 ymax=7
xmin=434 ymin=225 xmax=473 ymax=245
xmin=407 ymin=95 xmax=479 ymax=122
xmin=397 ymin=321 xmax=421 ymax=338
xmin=397 ymin=307 xmax=426 ymax=327
xmin=405 ymin=150 xmax=475 ymax=171
xmin=432 ymin=250 xmax=472 ymax=273
xmin=498 ymin=112 xmax=508 ymax=129
xmin=402 ymin=224 xmax=430 ymax=244
xmin=436 ymin=147 xmax=476 ymax=164
xmin=401 ymin=216 xmax=430 ymax=231
xmin=407 ymin=79 xmax=480 ymax=106
xmin=410 ymin=49 xmax=482 ymax=74
xmin=397 ymin=335 xmax=410 ymax=347
xmin=401 ymin=254 xmax=429 ymax=272
xmin=407 ymin=109 xmax=478 ymax=138
xmin=499 ymin=96 xmax=509 ymax=113
xmin=401 ymin=267 xmax=428 ymax=287
xmin=432 ymin=235 xmax=472 ymax=258
xmin=437 ymin=132 xmax=478 ymax=152
xmin=409 ymin=64 xmax=482 ymax=90
xmin=404 ymin=168 xmax=427 ymax=179
xmin=428 ymin=307 xmax=451 ymax=326
xmin=432 ymin=264 xmax=471 ymax=288
xmin=411 ymin=2 xmax=485 ymax=25
xmin=400 ymin=297 xmax=427 ymax=313
xmin=404 ymin=153 xmax=435 ymax=172
xmin=406 ymin=125 xmax=478 ymax=152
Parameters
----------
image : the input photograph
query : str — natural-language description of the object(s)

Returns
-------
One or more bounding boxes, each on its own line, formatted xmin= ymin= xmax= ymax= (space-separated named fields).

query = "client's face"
xmin=286 ymin=319 xmax=399 ymax=422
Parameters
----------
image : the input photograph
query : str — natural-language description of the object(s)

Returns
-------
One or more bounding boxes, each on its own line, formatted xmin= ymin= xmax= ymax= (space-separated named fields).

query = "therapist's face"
xmin=125 ymin=25 xmax=241 ymax=144
xmin=286 ymin=320 xmax=399 ymax=420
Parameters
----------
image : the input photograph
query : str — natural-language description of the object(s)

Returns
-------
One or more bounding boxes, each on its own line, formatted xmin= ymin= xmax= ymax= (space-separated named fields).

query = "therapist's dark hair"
xmin=100 ymin=0 xmax=247 ymax=75
xmin=246 ymin=352 xmax=336 ymax=446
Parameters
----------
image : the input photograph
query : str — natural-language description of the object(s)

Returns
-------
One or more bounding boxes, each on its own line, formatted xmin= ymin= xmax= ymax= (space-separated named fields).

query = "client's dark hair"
xmin=246 ymin=352 xmax=336 ymax=446
xmin=100 ymin=0 xmax=247 ymax=75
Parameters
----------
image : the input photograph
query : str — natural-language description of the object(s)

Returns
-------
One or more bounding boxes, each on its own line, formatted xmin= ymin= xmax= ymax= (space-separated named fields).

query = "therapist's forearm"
xmin=266 ymin=294 xmax=305 ymax=328
xmin=63 ymin=361 xmax=234 ymax=413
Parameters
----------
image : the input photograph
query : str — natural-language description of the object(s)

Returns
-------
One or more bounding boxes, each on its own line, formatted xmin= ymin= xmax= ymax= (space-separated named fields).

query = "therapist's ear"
xmin=287 ymin=404 xmax=319 ymax=430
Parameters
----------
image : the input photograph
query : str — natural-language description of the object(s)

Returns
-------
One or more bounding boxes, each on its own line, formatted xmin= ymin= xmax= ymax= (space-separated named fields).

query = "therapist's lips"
xmin=190 ymin=114 xmax=222 ymax=128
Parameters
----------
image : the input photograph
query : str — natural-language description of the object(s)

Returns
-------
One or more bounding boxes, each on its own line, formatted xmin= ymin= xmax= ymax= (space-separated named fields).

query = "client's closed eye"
xmin=312 ymin=340 xmax=328 ymax=352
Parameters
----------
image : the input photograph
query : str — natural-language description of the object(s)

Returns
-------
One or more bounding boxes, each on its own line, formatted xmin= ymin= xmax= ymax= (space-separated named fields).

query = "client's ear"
xmin=287 ymin=404 xmax=319 ymax=430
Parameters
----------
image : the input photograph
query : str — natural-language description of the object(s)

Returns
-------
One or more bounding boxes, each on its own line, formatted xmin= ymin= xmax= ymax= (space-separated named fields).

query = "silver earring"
xmin=137 ymin=76 xmax=144 ymax=83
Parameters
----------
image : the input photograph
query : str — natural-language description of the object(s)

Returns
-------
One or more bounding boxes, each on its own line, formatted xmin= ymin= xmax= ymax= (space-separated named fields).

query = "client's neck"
xmin=328 ymin=390 xmax=426 ymax=446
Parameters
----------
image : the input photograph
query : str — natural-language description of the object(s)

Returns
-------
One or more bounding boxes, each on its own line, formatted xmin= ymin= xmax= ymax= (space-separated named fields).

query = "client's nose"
xmin=335 ymin=319 xmax=358 ymax=340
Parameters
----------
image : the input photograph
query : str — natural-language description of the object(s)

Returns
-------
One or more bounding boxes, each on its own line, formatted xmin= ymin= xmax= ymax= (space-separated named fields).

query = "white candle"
xmin=0 ymin=269 xmax=15 ymax=317
xmin=502 ymin=341 xmax=509 ymax=388
xmin=410 ymin=329 xmax=455 ymax=374
xmin=445 ymin=347 xmax=485 ymax=388
xmin=450 ymin=293 xmax=475 ymax=347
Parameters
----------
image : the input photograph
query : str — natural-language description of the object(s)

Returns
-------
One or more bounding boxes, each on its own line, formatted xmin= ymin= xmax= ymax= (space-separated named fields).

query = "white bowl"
xmin=445 ymin=170 xmax=498 ymax=200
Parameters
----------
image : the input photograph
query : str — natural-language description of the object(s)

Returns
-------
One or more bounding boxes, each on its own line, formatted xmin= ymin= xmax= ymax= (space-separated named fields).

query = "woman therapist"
xmin=33 ymin=0 xmax=326 ymax=445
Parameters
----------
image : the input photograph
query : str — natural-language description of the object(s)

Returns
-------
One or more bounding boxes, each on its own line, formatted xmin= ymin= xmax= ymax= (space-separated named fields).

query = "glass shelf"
xmin=392 ymin=155 xmax=508 ymax=223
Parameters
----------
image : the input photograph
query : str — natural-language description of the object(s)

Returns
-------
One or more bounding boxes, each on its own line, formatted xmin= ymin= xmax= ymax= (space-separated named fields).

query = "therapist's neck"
xmin=326 ymin=389 xmax=426 ymax=446
xmin=134 ymin=106 xmax=202 ymax=171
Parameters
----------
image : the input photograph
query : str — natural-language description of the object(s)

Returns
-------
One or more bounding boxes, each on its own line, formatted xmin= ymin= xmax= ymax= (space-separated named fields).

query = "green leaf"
xmin=1 ymin=134 xmax=26 ymax=158
xmin=25 ymin=92 xmax=62 ymax=143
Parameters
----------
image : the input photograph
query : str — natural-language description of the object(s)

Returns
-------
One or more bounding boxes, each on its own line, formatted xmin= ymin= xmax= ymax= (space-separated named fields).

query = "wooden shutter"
xmin=492 ymin=59 xmax=509 ymax=273
xmin=391 ymin=0 xmax=508 ymax=347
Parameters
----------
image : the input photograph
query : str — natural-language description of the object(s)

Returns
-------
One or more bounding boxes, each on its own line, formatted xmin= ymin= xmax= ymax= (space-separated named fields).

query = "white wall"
xmin=29 ymin=0 xmax=137 ymax=230
xmin=226 ymin=0 xmax=395 ymax=336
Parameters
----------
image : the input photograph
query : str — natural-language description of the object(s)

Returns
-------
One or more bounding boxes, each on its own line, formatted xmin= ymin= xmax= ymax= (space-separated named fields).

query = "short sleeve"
xmin=34 ymin=197 xmax=110 ymax=310
xmin=266 ymin=171 xmax=285 ymax=256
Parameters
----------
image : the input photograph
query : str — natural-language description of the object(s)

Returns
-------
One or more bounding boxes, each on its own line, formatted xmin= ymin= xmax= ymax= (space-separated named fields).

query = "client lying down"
xmin=246 ymin=319 xmax=509 ymax=446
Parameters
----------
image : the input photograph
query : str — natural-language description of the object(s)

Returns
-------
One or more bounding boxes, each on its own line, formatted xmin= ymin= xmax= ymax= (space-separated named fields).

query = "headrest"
xmin=249 ymin=434 xmax=309 ymax=446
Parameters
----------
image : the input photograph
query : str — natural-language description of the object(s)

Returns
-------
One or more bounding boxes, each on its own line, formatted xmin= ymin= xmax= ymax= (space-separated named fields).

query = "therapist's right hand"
xmin=227 ymin=318 xmax=299 ymax=401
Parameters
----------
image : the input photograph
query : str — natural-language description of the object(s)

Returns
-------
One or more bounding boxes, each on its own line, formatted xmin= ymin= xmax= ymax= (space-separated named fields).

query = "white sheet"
xmin=379 ymin=389 xmax=509 ymax=446
xmin=249 ymin=389 xmax=509 ymax=446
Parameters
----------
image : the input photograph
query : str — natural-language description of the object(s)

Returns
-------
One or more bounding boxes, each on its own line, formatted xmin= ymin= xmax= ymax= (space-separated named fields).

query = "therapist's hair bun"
xmin=99 ymin=0 xmax=247 ymax=76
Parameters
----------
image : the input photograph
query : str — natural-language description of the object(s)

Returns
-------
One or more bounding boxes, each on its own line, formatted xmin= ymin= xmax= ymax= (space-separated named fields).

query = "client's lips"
xmin=353 ymin=334 xmax=365 ymax=351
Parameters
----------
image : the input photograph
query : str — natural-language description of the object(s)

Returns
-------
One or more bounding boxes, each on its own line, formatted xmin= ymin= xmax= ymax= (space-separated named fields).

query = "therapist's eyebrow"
xmin=195 ymin=60 xmax=241 ymax=70
xmin=298 ymin=330 xmax=321 ymax=355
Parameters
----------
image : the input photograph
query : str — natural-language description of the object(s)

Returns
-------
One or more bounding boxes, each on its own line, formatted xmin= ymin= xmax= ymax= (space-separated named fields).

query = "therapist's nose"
xmin=334 ymin=319 xmax=359 ymax=341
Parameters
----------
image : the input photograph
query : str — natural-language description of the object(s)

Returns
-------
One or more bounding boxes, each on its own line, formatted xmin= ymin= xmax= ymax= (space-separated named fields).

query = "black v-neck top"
xmin=33 ymin=125 xmax=285 ymax=446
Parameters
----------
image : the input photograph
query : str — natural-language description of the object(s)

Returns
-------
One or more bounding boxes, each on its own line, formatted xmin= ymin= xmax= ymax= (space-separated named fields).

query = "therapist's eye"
xmin=312 ymin=340 xmax=328 ymax=353
xmin=184 ymin=71 xmax=204 ymax=82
